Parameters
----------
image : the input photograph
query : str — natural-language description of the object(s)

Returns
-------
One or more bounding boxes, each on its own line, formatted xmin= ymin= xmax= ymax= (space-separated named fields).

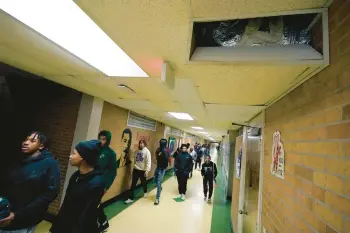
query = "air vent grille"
xmin=127 ymin=111 xmax=157 ymax=131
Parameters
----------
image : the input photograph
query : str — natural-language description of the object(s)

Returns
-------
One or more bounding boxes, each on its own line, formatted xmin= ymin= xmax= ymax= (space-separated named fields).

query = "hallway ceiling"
xmin=0 ymin=0 xmax=329 ymax=140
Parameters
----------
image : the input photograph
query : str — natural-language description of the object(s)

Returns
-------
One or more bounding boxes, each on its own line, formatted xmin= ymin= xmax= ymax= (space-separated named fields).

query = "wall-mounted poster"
xmin=236 ymin=147 xmax=242 ymax=179
xmin=168 ymin=137 xmax=176 ymax=154
xmin=270 ymin=131 xmax=285 ymax=179
xmin=119 ymin=128 xmax=132 ymax=168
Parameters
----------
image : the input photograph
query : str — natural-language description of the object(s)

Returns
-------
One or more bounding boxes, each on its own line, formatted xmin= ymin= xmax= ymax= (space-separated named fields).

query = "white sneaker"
xmin=204 ymin=196 xmax=207 ymax=201
xmin=124 ymin=199 xmax=134 ymax=204
xmin=144 ymin=193 xmax=148 ymax=198
xmin=181 ymin=194 xmax=186 ymax=200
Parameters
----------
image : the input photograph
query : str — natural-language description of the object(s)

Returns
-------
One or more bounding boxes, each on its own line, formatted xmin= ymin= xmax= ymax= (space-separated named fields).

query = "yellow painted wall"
xmin=99 ymin=102 xmax=166 ymax=202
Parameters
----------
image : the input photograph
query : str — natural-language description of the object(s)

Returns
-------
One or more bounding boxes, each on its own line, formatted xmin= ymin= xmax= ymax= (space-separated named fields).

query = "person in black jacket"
xmin=201 ymin=155 xmax=218 ymax=203
xmin=174 ymin=144 xmax=193 ymax=201
xmin=154 ymin=139 xmax=170 ymax=205
xmin=0 ymin=131 xmax=60 ymax=233
xmin=50 ymin=140 xmax=105 ymax=233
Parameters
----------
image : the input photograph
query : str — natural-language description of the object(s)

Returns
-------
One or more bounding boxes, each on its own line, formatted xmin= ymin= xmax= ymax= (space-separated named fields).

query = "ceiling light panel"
xmin=191 ymin=126 xmax=204 ymax=130
xmin=0 ymin=0 xmax=148 ymax=77
xmin=168 ymin=112 xmax=194 ymax=121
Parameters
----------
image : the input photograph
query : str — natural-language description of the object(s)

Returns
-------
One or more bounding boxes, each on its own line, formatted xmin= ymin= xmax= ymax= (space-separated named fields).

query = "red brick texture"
xmin=262 ymin=1 xmax=350 ymax=232
xmin=33 ymin=87 xmax=81 ymax=215
xmin=0 ymin=68 xmax=81 ymax=215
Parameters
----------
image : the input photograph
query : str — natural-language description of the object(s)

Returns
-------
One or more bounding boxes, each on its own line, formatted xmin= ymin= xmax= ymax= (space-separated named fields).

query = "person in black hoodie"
xmin=154 ymin=139 xmax=170 ymax=206
xmin=0 ymin=131 xmax=60 ymax=233
xmin=201 ymin=155 xmax=218 ymax=203
xmin=50 ymin=140 xmax=105 ymax=233
xmin=174 ymin=144 xmax=193 ymax=201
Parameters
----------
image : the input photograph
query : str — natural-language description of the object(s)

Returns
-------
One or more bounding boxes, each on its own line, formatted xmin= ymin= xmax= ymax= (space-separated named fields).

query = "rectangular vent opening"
xmin=127 ymin=111 xmax=157 ymax=131
xmin=189 ymin=10 xmax=327 ymax=64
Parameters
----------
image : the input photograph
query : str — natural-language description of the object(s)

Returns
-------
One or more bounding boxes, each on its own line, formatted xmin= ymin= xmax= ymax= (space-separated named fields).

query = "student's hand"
xmin=0 ymin=212 xmax=14 ymax=227
xmin=145 ymin=172 xmax=148 ymax=177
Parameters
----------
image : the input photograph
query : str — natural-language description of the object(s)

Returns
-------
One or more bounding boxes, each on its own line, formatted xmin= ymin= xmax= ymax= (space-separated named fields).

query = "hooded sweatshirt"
xmin=201 ymin=161 xmax=218 ymax=180
xmin=174 ymin=151 xmax=193 ymax=174
xmin=50 ymin=170 xmax=105 ymax=233
xmin=97 ymin=130 xmax=117 ymax=190
xmin=0 ymin=150 xmax=60 ymax=230
xmin=134 ymin=147 xmax=151 ymax=172
xmin=156 ymin=139 xmax=170 ymax=169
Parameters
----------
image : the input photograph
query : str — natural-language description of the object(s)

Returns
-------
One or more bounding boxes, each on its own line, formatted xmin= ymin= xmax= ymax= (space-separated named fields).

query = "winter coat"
xmin=0 ymin=150 xmax=60 ymax=230
xmin=174 ymin=152 xmax=193 ymax=176
xmin=50 ymin=170 xmax=105 ymax=233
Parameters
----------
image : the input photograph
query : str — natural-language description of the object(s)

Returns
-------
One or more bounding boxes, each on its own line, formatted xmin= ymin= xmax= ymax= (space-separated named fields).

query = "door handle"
xmin=238 ymin=210 xmax=248 ymax=215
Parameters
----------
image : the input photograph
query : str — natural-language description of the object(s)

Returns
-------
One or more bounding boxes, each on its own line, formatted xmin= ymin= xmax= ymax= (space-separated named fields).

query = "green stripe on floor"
xmin=210 ymin=160 xmax=233 ymax=233
xmin=104 ymin=169 xmax=174 ymax=220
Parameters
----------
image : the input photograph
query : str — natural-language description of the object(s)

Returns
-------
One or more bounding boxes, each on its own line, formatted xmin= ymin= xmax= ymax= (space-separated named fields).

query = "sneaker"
xmin=154 ymin=199 xmax=159 ymax=205
xmin=207 ymin=198 xmax=211 ymax=203
xmin=181 ymin=194 xmax=186 ymax=200
xmin=99 ymin=221 xmax=109 ymax=233
xmin=144 ymin=193 xmax=148 ymax=198
xmin=204 ymin=196 xmax=207 ymax=201
xmin=124 ymin=199 xmax=134 ymax=204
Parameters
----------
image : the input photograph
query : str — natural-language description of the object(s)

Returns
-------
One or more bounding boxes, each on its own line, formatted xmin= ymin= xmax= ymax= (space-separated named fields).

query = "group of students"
xmin=0 ymin=130 xmax=119 ymax=233
xmin=172 ymin=143 xmax=217 ymax=202
xmin=0 ymin=131 xmax=217 ymax=233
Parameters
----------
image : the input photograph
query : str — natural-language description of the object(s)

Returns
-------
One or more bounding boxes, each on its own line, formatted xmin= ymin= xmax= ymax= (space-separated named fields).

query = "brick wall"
xmin=262 ymin=1 xmax=350 ymax=232
xmin=31 ymin=85 xmax=81 ymax=215
xmin=0 ymin=67 xmax=81 ymax=215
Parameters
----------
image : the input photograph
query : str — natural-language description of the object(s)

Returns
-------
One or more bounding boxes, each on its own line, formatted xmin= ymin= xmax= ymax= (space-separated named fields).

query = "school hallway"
xmin=34 ymin=149 xmax=232 ymax=233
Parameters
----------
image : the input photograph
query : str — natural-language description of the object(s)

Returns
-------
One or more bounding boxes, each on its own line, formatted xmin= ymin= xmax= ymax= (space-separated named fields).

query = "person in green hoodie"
xmin=97 ymin=130 xmax=117 ymax=233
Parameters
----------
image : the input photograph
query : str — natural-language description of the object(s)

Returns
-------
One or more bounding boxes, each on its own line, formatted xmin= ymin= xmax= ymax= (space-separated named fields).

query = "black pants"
xmin=98 ymin=205 xmax=108 ymax=225
xmin=189 ymin=163 xmax=194 ymax=178
xmin=195 ymin=159 xmax=202 ymax=169
xmin=129 ymin=168 xmax=147 ymax=200
xmin=203 ymin=178 xmax=214 ymax=198
xmin=176 ymin=171 xmax=189 ymax=195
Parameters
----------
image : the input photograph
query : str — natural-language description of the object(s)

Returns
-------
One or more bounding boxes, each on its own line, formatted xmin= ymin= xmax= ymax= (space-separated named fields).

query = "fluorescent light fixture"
xmin=200 ymin=132 xmax=209 ymax=134
xmin=0 ymin=0 xmax=148 ymax=77
xmin=191 ymin=126 xmax=204 ymax=130
xmin=168 ymin=112 xmax=194 ymax=121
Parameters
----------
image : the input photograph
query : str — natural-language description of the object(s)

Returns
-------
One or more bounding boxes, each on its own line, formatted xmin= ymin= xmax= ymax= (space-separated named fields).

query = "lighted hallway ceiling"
xmin=0 ymin=0 xmax=330 ymax=140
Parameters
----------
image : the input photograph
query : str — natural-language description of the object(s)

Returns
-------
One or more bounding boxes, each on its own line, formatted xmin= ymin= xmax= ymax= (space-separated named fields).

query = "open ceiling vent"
xmin=189 ymin=9 xmax=328 ymax=65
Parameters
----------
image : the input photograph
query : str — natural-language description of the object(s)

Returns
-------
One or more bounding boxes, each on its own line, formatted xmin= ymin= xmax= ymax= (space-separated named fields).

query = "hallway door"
xmin=237 ymin=127 xmax=262 ymax=233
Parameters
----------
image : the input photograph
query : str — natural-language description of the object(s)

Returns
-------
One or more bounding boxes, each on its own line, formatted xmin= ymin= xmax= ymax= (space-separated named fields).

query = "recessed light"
xmin=191 ymin=126 xmax=204 ymax=130
xmin=200 ymin=132 xmax=209 ymax=134
xmin=0 ymin=0 xmax=148 ymax=77
xmin=168 ymin=112 xmax=194 ymax=121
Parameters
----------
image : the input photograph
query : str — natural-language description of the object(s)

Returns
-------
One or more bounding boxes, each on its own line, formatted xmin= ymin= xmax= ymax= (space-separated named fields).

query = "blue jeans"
xmin=154 ymin=167 xmax=166 ymax=199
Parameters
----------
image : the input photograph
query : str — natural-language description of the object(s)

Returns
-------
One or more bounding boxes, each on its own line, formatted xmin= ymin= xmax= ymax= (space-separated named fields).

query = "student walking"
xmin=154 ymin=139 xmax=170 ymax=205
xmin=195 ymin=146 xmax=204 ymax=170
xmin=201 ymin=155 xmax=218 ymax=203
xmin=97 ymin=130 xmax=117 ymax=233
xmin=189 ymin=148 xmax=197 ymax=178
xmin=174 ymin=144 xmax=193 ymax=201
xmin=50 ymin=140 xmax=105 ymax=233
xmin=0 ymin=131 xmax=60 ymax=233
xmin=125 ymin=140 xmax=151 ymax=204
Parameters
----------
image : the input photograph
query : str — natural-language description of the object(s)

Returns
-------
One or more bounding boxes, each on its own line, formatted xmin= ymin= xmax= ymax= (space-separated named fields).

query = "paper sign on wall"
xmin=270 ymin=131 xmax=285 ymax=179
